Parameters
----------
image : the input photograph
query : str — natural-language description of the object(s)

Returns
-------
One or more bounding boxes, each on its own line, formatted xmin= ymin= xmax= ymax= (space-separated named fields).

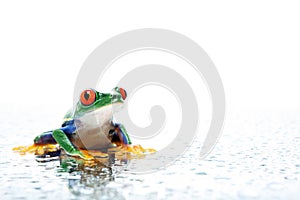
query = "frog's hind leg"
xmin=13 ymin=131 xmax=59 ymax=156
xmin=33 ymin=131 xmax=61 ymax=158
xmin=34 ymin=131 xmax=57 ymax=145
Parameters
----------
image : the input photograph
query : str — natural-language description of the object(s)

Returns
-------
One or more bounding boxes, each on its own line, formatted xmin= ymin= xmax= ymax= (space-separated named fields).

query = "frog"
xmin=33 ymin=87 xmax=131 ymax=159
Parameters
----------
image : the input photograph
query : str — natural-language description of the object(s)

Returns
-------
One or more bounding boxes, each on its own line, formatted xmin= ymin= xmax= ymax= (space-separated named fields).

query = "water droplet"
xmin=196 ymin=172 xmax=207 ymax=175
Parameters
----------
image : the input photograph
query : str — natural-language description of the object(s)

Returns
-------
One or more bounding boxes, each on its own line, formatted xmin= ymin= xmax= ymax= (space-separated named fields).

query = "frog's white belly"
xmin=72 ymin=103 xmax=122 ymax=149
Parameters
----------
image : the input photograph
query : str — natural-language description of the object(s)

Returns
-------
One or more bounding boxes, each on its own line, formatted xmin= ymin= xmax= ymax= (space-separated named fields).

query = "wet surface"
xmin=1 ymin=108 xmax=300 ymax=199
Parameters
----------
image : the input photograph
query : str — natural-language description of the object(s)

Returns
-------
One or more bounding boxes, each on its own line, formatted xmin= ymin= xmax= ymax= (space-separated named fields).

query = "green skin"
xmin=34 ymin=87 xmax=131 ymax=159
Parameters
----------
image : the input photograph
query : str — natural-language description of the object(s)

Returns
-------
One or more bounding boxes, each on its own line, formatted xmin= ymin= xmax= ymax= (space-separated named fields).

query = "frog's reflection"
xmin=57 ymin=150 xmax=129 ymax=199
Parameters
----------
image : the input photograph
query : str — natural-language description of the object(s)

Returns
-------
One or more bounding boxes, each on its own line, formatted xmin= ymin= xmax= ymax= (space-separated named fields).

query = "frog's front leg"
xmin=52 ymin=129 xmax=86 ymax=159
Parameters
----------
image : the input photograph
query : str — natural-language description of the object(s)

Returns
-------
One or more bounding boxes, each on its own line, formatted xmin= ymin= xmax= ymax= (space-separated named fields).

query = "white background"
xmin=0 ymin=0 xmax=300 ymax=113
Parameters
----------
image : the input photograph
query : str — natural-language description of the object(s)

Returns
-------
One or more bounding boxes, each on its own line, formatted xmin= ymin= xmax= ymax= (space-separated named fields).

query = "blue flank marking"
xmin=117 ymin=128 xmax=129 ymax=145
xmin=60 ymin=119 xmax=76 ymax=135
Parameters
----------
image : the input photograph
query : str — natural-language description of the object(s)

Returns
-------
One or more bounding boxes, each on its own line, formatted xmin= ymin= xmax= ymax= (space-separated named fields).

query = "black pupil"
xmin=84 ymin=91 xmax=90 ymax=100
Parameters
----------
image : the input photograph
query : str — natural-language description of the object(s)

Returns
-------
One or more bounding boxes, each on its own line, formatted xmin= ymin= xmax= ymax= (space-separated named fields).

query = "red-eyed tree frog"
xmin=33 ymin=87 xmax=131 ymax=159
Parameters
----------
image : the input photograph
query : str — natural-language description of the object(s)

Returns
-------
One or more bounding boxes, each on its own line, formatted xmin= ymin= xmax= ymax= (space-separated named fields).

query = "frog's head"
xmin=74 ymin=87 xmax=127 ymax=117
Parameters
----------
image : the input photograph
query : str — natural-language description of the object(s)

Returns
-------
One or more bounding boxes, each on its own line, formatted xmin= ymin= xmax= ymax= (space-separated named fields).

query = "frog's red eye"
xmin=119 ymin=88 xmax=127 ymax=100
xmin=80 ymin=89 xmax=96 ymax=106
